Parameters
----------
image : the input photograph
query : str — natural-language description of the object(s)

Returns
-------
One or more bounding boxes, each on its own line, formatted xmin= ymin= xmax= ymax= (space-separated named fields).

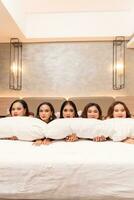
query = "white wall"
xmin=0 ymin=41 xmax=134 ymax=98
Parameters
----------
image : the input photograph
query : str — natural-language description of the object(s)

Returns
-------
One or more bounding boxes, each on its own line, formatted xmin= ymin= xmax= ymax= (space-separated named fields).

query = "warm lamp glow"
xmin=12 ymin=62 xmax=17 ymax=74
xmin=116 ymin=63 xmax=124 ymax=75
xmin=9 ymin=38 xmax=22 ymax=90
xmin=113 ymin=36 xmax=125 ymax=90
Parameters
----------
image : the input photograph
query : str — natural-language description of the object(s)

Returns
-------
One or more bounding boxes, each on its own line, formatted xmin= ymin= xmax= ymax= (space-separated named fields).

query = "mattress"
xmin=0 ymin=140 xmax=134 ymax=200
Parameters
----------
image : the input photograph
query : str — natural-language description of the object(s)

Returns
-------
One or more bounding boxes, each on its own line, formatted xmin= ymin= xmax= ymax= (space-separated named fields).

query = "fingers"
xmin=65 ymin=134 xmax=79 ymax=142
xmin=93 ymin=136 xmax=98 ymax=142
xmin=33 ymin=139 xmax=52 ymax=145
xmin=43 ymin=138 xmax=52 ymax=145
xmin=123 ymin=138 xmax=134 ymax=144
xmin=65 ymin=136 xmax=69 ymax=141
xmin=12 ymin=136 xmax=18 ymax=140
xmin=33 ymin=140 xmax=43 ymax=146
xmin=7 ymin=136 xmax=18 ymax=140
xmin=101 ymin=136 xmax=106 ymax=141
xmin=93 ymin=136 xmax=106 ymax=142
xmin=65 ymin=136 xmax=72 ymax=142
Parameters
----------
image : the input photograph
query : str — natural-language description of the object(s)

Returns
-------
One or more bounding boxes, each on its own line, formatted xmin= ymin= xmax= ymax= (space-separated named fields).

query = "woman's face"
xmin=11 ymin=102 xmax=26 ymax=116
xmin=87 ymin=106 xmax=99 ymax=119
xmin=39 ymin=104 xmax=52 ymax=123
xmin=62 ymin=104 xmax=75 ymax=118
xmin=113 ymin=103 xmax=127 ymax=118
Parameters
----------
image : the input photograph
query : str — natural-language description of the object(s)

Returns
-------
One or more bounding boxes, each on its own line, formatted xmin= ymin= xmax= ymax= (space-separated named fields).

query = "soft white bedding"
xmin=0 ymin=140 xmax=134 ymax=200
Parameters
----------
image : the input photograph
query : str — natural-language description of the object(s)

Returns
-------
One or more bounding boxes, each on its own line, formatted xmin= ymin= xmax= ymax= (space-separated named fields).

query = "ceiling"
xmin=23 ymin=0 xmax=134 ymax=13
xmin=0 ymin=0 xmax=134 ymax=47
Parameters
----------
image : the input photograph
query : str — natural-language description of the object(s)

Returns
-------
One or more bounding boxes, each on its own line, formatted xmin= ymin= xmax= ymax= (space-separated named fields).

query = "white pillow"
xmin=102 ymin=118 xmax=134 ymax=141
xmin=46 ymin=118 xmax=108 ymax=140
xmin=70 ymin=118 xmax=108 ymax=139
xmin=45 ymin=118 xmax=72 ymax=139
xmin=0 ymin=117 xmax=47 ymax=141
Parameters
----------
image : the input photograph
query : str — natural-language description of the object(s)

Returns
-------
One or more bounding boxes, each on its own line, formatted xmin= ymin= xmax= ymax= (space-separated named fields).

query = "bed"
xmin=0 ymin=139 xmax=134 ymax=200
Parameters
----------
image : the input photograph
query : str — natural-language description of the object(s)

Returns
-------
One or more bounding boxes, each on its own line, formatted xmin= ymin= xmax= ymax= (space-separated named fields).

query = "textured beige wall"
xmin=0 ymin=42 xmax=134 ymax=97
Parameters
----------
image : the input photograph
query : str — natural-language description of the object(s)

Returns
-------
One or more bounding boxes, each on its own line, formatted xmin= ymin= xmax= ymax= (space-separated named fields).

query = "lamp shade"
xmin=9 ymin=38 xmax=22 ymax=90
xmin=113 ymin=36 xmax=125 ymax=90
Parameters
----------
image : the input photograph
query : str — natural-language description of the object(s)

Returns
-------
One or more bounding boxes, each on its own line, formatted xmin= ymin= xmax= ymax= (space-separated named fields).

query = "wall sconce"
xmin=9 ymin=38 xmax=22 ymax=90
xmin=113 ymin=36 xmax=125 ymax=90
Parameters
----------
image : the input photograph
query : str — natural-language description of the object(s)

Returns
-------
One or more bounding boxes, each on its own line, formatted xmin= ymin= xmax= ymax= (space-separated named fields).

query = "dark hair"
xmin=81 ymin=103 xmax=102 ymax=119
xmin=9 ymin=99 xmax=29 ymax=116
xmin=36 ymin=102 xmax=56 ymax=123
xmin=60 ymin=100 xmax=78 ymax=118
xmin=106 ymin=101 xmax=131 ymax=118
xmin=28 ymin=112 xmax=34 ymax=117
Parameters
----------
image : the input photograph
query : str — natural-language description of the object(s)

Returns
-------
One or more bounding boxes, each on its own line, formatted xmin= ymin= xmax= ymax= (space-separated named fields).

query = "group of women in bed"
xmin=7 ymin=99 xmax=134 ymax=144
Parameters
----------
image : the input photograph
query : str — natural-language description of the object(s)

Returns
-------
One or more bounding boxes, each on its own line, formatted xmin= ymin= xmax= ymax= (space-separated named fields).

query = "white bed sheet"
xmin=0 ymin=140 xmax=134 ymax=200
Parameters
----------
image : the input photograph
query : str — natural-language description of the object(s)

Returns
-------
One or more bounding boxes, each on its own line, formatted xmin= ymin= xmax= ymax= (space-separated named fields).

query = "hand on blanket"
xmin=42 ymin=138 xmax=52 ymax=145
xmin=123 ymin=137 xmax=134 ymax=144
xmin=65 ymin=133 xmax=79 ymax=142
xmin=93 ymin=135 xmax=106 ymax=142
xmin=7 ymin=136 xmax=18 ymax=140
xmin=33 ymin=139 xmax=43 ymax=146
xmin=33 ymin=138 xmax=52 ymax=146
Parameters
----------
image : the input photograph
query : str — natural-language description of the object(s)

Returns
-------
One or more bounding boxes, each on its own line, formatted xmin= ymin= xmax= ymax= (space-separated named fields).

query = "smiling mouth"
xmin=42 ymin=116 xmax=46 ymax=119
xmin=14 ymin=114 xmax=18 ymax=116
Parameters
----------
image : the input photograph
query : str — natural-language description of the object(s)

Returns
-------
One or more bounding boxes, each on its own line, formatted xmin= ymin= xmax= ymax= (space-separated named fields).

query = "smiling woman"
xmin=60 ymin=100 xmax=78 ymax=118
xmin=36 ymin=102 xmax=56 ymax=123
xmin=59 ymin=100 xmax=79 ymax=142
xmin=33 ymin=102 xmax=57 ymax=146
xmin=106 ymin=101 xmax=134 ymax=144
xmin=81 ymin=102 xmax=102 ymax=119
xmin=9 ymin=99 xmax=29 ymax=117
xmin=106 ymin=101 xmax=131 ymax=119
xmin=2 ymin=99 xmax=30 ymax=140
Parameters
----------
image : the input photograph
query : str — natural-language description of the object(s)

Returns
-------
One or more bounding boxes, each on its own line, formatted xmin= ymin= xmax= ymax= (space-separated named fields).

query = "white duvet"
xmin=0 ymin=140 xmax=134 ymax=200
